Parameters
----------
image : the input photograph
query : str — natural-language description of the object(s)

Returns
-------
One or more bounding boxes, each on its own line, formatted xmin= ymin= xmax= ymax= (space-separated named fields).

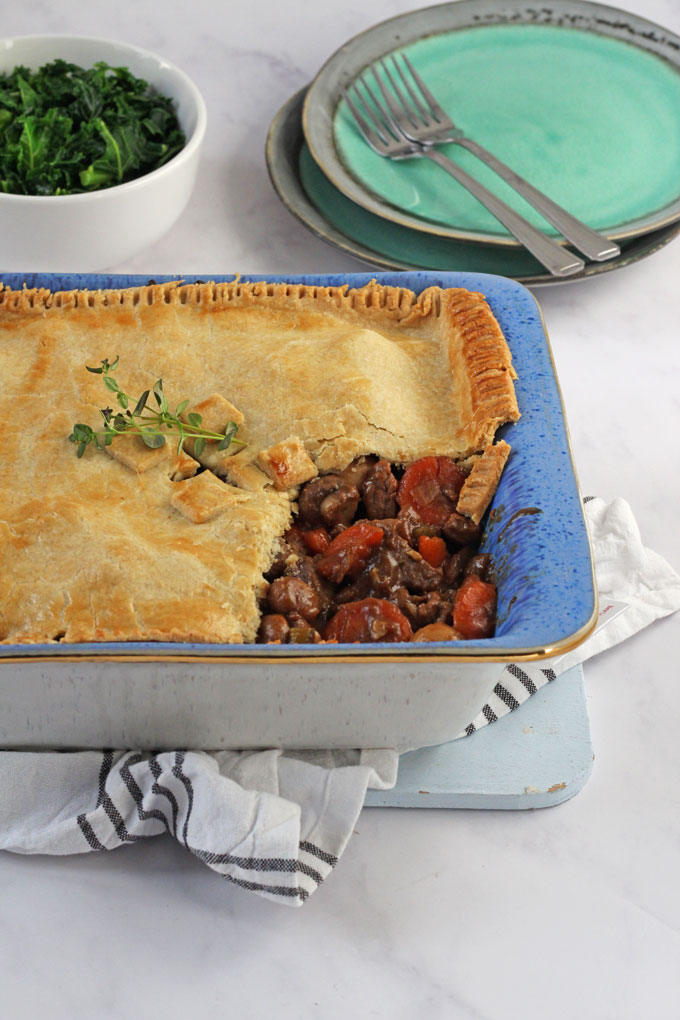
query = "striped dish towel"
xmin=1 ymin=498 xmax=678 ymax=906
xmin=0 ymin=748 xmax=398 ymax=904
xmin=461 ymin=497 xmax=680 ymax=735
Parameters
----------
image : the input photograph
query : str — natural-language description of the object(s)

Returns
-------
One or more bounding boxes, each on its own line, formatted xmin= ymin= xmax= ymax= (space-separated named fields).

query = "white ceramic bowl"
xmin=0 ymin=35 xmax=207 ymax=270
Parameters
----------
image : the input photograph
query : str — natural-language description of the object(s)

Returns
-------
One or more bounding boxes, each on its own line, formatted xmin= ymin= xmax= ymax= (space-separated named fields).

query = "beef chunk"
xmin=360 ymin=459 xmax=398 ymax=520
xmin=442 ymin=511 xmax=482 ymax=548
xmin=442 ymin=547 xmax=474 ymax=588
xmin=336 ymin=523 xmax=442 ymax=603
xmin=393 ymin=589 xmax=453 ymax=630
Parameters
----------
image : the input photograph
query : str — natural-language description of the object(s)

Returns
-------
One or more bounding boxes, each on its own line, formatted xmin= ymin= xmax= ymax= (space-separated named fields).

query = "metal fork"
xmin=342 ymin=78 xmax=584 ymax=277
xmin=373 ymin=54 xmax=620 ymax=262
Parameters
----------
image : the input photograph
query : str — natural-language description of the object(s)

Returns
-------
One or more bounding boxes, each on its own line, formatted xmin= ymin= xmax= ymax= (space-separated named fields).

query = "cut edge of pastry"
xmin=456 ymin=440 xmax=512 ymax=525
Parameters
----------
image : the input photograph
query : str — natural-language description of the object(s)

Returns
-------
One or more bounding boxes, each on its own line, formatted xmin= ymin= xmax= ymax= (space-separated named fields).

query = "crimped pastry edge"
xmin=0 ymin=278 xmax=443 ymax=318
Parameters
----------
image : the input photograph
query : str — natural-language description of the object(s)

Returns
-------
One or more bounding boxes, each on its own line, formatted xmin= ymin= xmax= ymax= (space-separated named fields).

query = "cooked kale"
xmin=0 ymin=59 xmax=186 ymax=195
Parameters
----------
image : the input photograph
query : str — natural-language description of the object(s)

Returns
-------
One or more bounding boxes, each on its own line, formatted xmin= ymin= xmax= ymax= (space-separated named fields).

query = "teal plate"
xmin=303 ymin=0 xmax=680 ymax=246
xmin=266 ymin=86 xmax=680 ymax=285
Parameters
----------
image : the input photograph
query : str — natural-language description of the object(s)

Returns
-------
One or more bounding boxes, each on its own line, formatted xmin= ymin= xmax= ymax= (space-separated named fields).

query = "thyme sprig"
xmin=69 ymin=356 xmax=246 ymax=459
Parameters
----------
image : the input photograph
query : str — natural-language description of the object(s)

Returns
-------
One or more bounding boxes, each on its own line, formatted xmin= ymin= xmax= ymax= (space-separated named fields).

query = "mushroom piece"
xmin=297 ymin=475 xmax=360 ymax=528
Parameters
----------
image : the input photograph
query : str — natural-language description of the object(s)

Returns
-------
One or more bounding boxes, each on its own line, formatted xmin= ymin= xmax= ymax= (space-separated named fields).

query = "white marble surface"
xmin=2 ymin=1 xmax=680 ymax=1016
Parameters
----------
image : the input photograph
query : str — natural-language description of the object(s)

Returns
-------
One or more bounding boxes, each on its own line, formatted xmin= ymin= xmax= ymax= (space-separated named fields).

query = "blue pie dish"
xmin=0 ymin=269 xmax=596 ymax=660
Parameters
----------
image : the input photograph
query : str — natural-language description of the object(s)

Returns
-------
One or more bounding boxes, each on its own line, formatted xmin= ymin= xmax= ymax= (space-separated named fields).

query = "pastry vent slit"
xmin=168 ymin=469 xmax=207 ymax=482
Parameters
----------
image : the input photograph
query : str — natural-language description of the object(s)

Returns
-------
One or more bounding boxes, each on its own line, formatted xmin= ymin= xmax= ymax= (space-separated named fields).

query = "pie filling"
xmin=258 ymin=451 xmax=505 ymax=644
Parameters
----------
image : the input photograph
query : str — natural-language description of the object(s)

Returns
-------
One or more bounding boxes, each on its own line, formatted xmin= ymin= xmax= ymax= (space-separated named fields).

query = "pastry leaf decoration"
xmin=69 ymin=356 xmax=246 ymax=459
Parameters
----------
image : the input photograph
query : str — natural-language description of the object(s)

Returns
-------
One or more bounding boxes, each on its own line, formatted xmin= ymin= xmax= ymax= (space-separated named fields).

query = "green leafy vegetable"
xmin=0 ymin=60 xmax=185 ymax=196
xmin=69 ymin=357 xmax=246 ymax=459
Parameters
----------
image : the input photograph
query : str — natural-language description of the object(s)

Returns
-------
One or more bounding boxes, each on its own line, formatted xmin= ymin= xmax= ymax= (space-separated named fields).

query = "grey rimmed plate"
xmin=302 ymin=0 xmax=680 ymax=246
xmin=266 ymin=86 xmax=680 ymax=286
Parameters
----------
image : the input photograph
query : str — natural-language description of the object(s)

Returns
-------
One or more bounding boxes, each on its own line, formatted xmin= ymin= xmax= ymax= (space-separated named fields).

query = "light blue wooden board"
xmin=365 ymin=665 xmax=591 ymax=810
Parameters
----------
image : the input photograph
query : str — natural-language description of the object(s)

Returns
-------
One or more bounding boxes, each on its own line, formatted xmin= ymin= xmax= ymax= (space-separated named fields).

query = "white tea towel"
xmin=0 ymin=498 xmax=678 ymax=906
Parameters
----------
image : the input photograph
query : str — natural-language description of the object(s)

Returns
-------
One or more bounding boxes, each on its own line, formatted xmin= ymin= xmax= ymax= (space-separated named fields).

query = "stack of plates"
xmin=266 ymin=0 xmax=680 ymax=285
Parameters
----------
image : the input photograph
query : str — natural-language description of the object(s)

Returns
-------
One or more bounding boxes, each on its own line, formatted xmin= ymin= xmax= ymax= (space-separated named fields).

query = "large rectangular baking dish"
xmin=0 ymin=270 xmax=596 ymax=750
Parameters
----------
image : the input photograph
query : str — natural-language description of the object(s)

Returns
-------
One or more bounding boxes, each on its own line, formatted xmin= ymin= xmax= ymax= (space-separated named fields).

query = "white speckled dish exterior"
xmin=0 ymin=271 xmax=596 ymax=750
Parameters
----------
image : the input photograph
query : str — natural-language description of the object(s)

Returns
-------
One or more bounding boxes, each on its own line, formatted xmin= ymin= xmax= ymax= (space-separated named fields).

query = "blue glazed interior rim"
xmin=0 ymin=270 xmax=597 ymax=659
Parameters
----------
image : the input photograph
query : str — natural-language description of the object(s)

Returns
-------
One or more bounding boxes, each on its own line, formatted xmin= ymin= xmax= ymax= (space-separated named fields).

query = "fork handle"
xmin=423 ymin=148 xmax=585 ymax=277
xmin=455 ymin=138 xmax=620 ymax=261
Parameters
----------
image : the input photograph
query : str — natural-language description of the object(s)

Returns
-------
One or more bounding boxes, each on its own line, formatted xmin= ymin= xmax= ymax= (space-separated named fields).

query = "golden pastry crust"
xmin=257 ymin=436 xmax=319 ymax=490
xmin=0 ymin=279 xmax=519 ymax=644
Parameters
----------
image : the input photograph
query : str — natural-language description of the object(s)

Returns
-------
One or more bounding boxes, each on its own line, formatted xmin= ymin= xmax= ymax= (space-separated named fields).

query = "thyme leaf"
xmin=69 ymin=357 xmax=246 ymax=459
